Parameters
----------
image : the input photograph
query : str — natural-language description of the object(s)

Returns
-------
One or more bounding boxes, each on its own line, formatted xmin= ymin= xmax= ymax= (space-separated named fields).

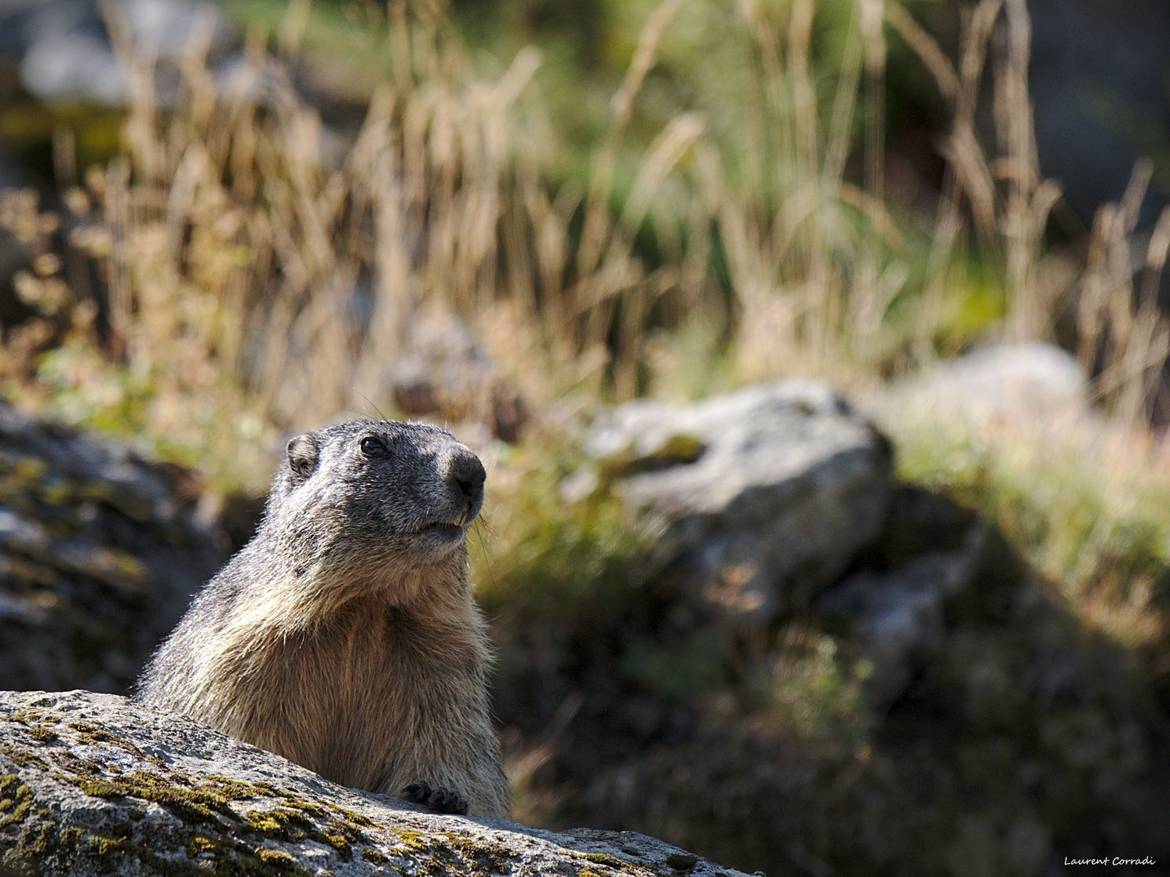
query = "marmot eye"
xmin=359 ymin=436 xmax=388 ymax=457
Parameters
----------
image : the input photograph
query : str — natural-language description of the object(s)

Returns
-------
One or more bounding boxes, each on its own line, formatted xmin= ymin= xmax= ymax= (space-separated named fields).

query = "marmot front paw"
xmin=402 ymin=781 xmax=469 ymax=815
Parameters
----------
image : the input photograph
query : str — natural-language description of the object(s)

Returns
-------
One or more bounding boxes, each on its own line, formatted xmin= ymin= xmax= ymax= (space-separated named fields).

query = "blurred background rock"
xmin=2 ymin=1 xmax=1170 ymax=875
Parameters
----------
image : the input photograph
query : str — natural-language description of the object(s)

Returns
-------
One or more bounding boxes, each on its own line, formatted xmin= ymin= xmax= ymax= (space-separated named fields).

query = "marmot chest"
xmin=269 ymin=604 xmax=483 ymax=789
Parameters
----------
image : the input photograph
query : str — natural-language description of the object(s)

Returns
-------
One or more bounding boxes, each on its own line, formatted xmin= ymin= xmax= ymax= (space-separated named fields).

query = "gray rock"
xmin=0 ymin=402 xmax=226 ymax=693
xmin=818 ymin=525 xmax=988 ymax=707
xmin=0 ymin=0 xmax=47 ymax=59
xmin=584 ymin=381 xmax=893 ymax=624
xmin=886 ymin=342 xmax=1089 ymax=429
xmin=2 ymin=0 xmax=233 ymax=106
xmin=0 ymin=689 xmax=750 ymax=877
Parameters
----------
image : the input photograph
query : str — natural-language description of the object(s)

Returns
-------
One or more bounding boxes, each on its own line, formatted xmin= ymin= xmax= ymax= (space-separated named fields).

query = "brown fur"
xmin=137 ymin=420 xmax=508 ymax=817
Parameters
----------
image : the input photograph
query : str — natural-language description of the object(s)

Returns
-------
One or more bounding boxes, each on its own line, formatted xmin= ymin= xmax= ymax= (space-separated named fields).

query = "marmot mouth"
xmin=420 ymin=522 xmax=465 ymax=541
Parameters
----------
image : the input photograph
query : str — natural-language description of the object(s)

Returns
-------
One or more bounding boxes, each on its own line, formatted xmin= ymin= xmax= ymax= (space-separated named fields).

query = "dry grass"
xmin=1 ymin=0 xmax=1168 ymax=471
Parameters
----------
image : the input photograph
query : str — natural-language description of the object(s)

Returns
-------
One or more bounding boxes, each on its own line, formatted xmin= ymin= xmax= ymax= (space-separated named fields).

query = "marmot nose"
xmin=446 ymin=447 xmax=485 ymax=501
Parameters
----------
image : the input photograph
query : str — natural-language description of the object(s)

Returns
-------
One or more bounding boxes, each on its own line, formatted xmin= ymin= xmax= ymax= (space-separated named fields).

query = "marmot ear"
xmin=286 ymin=433 xmax=319 ymax=479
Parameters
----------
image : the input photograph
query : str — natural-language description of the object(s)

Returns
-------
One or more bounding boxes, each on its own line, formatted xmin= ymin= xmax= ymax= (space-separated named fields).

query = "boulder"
xmin=885 ymin=342 xmax=1089 ymax=430
xmin=1 ymin=0 xmax=235 ymax=107
xmin=0 ymin=689 xmax=750 ymax=877
xmin=0 ymin=402 xmax=226 ymax=693
xmin=583 ymin=381 xmax=893 ymax=625
xmin=817 ymin=524 xmax=988 ymax=707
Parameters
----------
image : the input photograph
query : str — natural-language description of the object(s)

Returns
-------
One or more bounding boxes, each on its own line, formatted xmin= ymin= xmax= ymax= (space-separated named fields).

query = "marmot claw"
xmin=403 ymin=781 xmax=469 ymax=815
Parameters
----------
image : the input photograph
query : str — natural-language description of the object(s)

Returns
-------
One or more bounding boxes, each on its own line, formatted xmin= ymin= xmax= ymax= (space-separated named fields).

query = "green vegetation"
xmin=473 ymin=442 xmax=650 ymax=619
xmin=892 ymin=414 xmax=1170 ymax=667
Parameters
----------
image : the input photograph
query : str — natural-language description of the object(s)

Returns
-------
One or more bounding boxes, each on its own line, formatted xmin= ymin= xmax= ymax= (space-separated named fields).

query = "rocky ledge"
xmin=0 ymin=690 xmax=750 ymax=877
xmin=0 ymin=401 xmax=227 ymax=693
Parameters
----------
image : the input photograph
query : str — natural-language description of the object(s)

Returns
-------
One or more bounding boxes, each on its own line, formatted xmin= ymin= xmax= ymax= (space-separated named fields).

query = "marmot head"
xmin=264 ymin=420 xmax=486 ymax=577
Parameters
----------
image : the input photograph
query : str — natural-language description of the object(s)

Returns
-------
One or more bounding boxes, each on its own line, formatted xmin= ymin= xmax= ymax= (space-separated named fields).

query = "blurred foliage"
xmin=472 ymin=441 xmax=647 ymax=620
xmin=768 ymin=632 xmax=873 ymax=752
xmin=891 ymin=413 xmax=1170 ymax=702
xmin=0 ymin=103 xmax=124 ymax=182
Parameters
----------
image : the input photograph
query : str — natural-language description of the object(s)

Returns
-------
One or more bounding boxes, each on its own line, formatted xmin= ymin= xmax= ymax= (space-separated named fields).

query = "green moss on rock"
xmin=0 ymin=741 xmax=49 ymax=769
xmin=389 ymin=827 xmax=526 ymax=877
xmin=0 ymin=773 xmax=33 ymax=828
xmin=580 ymin=852 xmax=629 ymax=868
xmin=242 ymin=804 xmax=354 ymax=855
xmin=79 ymin=771 xmax=235 ymax=824
xmin=256 ymin=848 xmax=298 ymax=867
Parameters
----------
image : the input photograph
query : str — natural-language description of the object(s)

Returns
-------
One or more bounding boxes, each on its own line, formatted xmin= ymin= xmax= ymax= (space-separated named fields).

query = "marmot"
xmin=136 ymin=420 xmax=508 ymax=818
